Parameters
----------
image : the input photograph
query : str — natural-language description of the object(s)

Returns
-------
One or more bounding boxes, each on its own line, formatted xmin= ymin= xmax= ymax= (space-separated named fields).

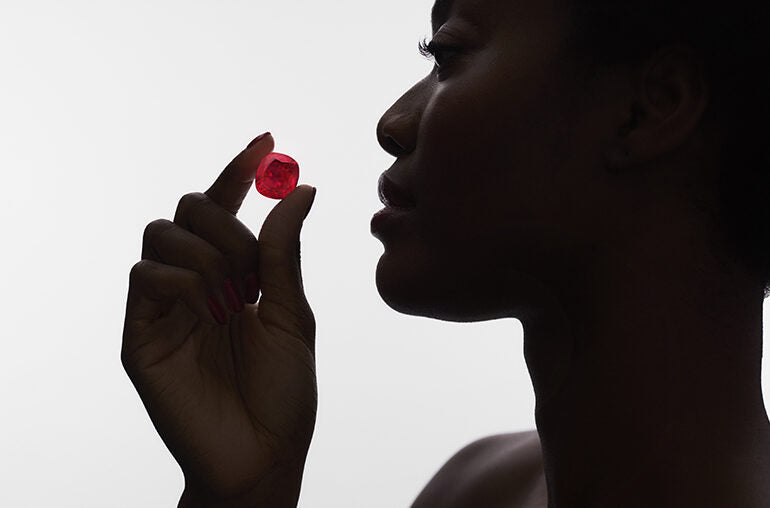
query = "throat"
xmin=520 ymin=295 xmax=769 ymax=507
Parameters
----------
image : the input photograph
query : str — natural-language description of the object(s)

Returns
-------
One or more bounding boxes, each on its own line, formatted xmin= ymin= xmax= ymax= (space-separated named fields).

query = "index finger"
xmin=204 ymin=132 xmax=275 ymax=215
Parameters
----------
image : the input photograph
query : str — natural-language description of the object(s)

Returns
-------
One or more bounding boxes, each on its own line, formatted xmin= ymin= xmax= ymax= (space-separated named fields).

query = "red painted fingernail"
xmin=246 ymin=132 xmax=271 ymax=150
xmin=224 ymin=278 xmax=244 ymax=312
xmin=244 ymin=272 xmax=260 ymax=303
xmin=207 ymin=295 xmax=227 ymax=325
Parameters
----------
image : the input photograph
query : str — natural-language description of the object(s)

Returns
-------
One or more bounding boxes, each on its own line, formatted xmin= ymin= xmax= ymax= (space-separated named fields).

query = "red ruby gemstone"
xmin=255 ymin=152 xmax=299 ymax=199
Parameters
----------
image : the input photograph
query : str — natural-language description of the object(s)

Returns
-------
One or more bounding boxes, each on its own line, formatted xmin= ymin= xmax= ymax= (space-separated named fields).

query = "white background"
xmin=0 ymin=1 xmax=767 ymax=507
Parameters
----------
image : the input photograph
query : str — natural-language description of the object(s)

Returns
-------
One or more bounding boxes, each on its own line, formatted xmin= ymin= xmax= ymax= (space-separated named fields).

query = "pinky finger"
xmin=123 ymin=260 xmax=218 ymax=372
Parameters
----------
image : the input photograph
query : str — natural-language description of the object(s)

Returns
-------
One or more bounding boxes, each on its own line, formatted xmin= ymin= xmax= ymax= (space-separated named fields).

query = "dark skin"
xmin=122 ymin=0 xmax=770 ymax=506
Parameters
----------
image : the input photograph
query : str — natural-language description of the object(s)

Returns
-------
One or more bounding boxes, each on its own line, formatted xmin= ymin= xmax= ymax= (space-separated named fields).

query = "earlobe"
xmin=603 ymin=143 xmax=633 ymax=173
xmin=618 ymin=103 xmax=645 ymax=138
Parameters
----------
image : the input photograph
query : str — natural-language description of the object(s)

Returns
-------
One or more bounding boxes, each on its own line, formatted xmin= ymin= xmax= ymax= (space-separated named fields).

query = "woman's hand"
xmin=121 ymin=133 xmax=317 ymax=507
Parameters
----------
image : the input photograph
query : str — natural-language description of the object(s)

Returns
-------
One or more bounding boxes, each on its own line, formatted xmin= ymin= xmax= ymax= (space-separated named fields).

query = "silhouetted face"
xmin=373 ymin=0 xmax=633 ymax=321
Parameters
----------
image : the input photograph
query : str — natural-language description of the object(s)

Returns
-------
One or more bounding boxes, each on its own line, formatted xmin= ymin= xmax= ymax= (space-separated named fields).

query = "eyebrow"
xmin=431 ymin=0 xmax=455 ymax=32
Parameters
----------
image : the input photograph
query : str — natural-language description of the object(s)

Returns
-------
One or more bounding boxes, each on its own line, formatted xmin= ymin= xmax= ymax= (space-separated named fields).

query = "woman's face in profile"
xmin=373 ymin=0 xmax=630 ymax=322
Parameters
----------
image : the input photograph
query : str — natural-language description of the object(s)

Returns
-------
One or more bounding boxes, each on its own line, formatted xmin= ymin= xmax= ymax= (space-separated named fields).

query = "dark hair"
xmin=561 ymin=1 xmax=770 ymax=297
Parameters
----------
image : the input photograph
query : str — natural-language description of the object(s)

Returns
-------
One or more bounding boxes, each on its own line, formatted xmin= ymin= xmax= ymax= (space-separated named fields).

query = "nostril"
xmin=378 ymin=109 xmax=419 ymax=155
xmin=381 ymin=134 xmax=407 ymax=157
xmin=387 ymin=135 xmax=405 ymax=151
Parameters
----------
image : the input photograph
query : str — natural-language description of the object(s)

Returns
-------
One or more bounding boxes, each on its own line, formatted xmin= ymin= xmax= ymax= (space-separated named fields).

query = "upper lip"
xmin=378 ymin=172 xmax=416 ymax=208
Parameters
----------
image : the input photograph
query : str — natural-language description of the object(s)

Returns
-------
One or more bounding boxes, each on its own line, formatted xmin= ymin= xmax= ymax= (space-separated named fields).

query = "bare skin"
xmin=122 ymin=0 xmax=770 ymax=506
xmin=412 ymin=431 xmax=547 ymax=508
xmin=122 ymin=135 xmax=318 ymax=507
xmin=375 ymin=0 xmax=770 ymax=506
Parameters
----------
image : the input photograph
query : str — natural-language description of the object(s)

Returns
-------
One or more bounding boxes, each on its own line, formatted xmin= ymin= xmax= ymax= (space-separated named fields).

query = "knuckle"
xmin=143 ymin=219 xmax=173 ymax=244
xmin=120 ymin=347 xmax=132 ymax=371
xmin=129 ymin=259 xmax=155 ymax=286
xmin=302 ymin=306 xmax=316 ymax=336
xmin=129 ymin=259 xmax=149 ymax=280
xmin=120 ymin=345 xmax=141 ymax=379
xmin=176 ymin=192 xmax=207 ymax=215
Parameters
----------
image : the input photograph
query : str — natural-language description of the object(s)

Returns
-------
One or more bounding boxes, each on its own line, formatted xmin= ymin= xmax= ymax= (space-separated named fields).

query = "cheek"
xmin=375 ymin=57 xmax=607 ymax=317
xmin=416 ymin=72 xmax=568 ymax=249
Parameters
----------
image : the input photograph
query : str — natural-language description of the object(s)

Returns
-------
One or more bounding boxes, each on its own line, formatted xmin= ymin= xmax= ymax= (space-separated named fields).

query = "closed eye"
xmin=418 ymin=37 xmax=460 ymax=68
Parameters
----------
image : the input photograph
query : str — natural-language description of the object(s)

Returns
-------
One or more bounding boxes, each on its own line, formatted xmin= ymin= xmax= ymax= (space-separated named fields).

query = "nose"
xmin=376 ymin=91 xmax=422 ymax=157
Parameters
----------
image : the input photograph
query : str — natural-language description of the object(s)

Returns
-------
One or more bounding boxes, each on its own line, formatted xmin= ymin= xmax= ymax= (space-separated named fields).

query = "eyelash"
xmin=418 ymin=36 xmax=457 ymax=67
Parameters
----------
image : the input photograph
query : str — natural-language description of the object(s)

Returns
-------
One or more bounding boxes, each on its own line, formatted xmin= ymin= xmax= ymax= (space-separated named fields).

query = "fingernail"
xmin=207 ymin=295 xmax=227 ymax=325
xmin=246 ymin=132 xmax=271 ymax=150
xmin=303 ymin=187 xmax=317 ymax=220
xmin=244 ymin=272 xmax=260 ymax=303
xmin=224 ymin=278 xmax=244 ymax=312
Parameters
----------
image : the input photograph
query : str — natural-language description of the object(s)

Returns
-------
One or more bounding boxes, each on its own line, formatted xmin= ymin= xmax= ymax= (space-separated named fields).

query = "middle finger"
xmin=173 ymin=192 xmax=260 ymax=303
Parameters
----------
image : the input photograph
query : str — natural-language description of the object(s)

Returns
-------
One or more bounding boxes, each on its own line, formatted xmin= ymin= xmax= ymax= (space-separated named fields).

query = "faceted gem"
xmin=255 ymin=152 xmax=299 ymax=199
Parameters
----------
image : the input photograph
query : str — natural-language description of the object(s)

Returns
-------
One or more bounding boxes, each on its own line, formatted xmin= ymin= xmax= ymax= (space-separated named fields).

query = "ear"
xmin=604 ymin=45 xmax=710 ymax=171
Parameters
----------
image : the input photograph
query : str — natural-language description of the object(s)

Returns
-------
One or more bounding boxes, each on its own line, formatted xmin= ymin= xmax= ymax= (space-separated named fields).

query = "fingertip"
xmin=246 ymin=131 xmax=273 ymax=150
xmin=290 ymin=184 xmax=316 ymax=197
xmin=243 ymin=133 xmax=275 ymax=163
xmin=303 ymin=186 xmax=317 ymax=219
xmin=278 ymin=184 xmax=315 ymax=205
xmin=206 ymin=295 xmax=228 ymax=325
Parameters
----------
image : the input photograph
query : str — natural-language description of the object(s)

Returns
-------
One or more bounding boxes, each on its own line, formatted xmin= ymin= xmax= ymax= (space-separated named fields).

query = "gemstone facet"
xmin=255 ymin=152 xmax=299 ymax=199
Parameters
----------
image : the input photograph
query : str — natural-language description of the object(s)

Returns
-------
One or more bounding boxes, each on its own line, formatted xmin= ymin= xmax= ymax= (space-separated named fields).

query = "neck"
xmin=518 ymin=209 xmax=770 ymax=507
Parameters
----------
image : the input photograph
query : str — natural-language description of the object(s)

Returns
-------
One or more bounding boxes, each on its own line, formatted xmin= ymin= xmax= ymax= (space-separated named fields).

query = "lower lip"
xmin=371 ymin=206 xmax=414 ymax=236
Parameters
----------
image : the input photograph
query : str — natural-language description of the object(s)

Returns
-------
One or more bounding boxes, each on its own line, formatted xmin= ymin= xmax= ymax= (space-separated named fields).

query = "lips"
xmin=378 ymin=173 xmax=415 ymax=208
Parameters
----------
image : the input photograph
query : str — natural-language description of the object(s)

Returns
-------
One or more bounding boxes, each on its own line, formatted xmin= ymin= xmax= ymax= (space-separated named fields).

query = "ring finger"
xmin=142 ymin=218 xmax=236 ymax=321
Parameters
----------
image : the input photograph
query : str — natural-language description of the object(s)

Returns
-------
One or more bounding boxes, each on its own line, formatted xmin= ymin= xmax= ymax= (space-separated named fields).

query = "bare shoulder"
xmin=410 ymin=430 xmax=547 ymax=508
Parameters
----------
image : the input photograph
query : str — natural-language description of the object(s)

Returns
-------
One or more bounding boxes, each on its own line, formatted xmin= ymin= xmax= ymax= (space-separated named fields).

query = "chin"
xmin=374 ymin=250 xmax=517 ymax=323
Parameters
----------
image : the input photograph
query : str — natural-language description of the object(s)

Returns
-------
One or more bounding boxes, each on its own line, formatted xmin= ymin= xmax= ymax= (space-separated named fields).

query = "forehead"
xmin=431 ymin=0 xmax=519 ymax=33
xmin=431 ymin=0 xmax=454 ymax=32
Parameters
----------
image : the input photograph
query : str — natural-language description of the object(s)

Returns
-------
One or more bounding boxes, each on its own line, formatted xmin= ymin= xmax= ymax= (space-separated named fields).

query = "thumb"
xmin=257 ymin=184 xmax=317 ymax=318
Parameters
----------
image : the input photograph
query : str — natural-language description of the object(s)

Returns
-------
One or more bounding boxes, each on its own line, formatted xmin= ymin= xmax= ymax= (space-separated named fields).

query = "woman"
xmin=121 ymin=0 xmax=770 ymax=506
